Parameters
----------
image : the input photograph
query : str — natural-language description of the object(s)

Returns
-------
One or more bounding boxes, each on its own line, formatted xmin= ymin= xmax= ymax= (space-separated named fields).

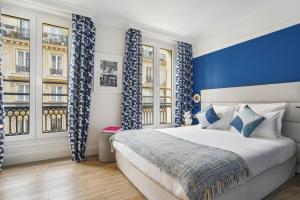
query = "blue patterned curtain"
xmin=121 ymin=29 xmax=143 ymax=130
xmin=0 ymin=12 xmax=4 ymax=171
xmin=175 ymin=42 xmax=193 ymax=127
xmin=68 ymin=14 xmax=95 ymax=162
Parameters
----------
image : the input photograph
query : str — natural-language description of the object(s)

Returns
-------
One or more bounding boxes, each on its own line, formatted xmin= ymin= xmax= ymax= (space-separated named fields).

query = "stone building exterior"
xmin=2 ymin=15 xmax=69 ymax=135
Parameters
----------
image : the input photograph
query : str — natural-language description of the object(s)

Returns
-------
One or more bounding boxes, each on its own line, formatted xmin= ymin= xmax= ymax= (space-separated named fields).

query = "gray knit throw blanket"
xmin=112 ymin=129 xmax=251 ymax=200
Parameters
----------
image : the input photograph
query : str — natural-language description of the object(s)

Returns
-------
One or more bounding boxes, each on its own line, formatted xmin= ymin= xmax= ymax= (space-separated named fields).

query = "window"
xmin=51 ymin=86 xmax=63 ymax=102
xmin=43 ymin=24 xmax=68 ymax=46
xmin=144 ymin=46 xmax=153 ymax=59
xmin=42 ymin=24 xmax=69 ymax=134
xmin=1 ymin=10 xmax=70 ymax=140
xmin=20 ymin=19 xmax=30 ymax=39
xmin=17 ymin=84 xmax=29 ymax=102
xmin=159 ymin=49 xmax=173 ymax=124
xmin=142 ymin=45 xmax=154 ymax=126
xmin=142 ymin=41 xmax=175 ymax=127
xmin=145 ymin=66 xmax=153 ymax=83
xmin=16 ymin=50 xmax=30 ymax=73
xmin=2 ymin=14 xmax=31 ymax=137
xmin=50 ymin=54 xmax=63 ymax=75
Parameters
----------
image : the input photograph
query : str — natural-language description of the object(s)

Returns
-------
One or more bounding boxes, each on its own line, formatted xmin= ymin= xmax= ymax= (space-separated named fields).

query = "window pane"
xmin=20 ymin=19 xmax=29 ymax=37
xmin=42 ymin=24 xmax=68 ymax=133
xmin=17 ymin=85 xmax=23 ymax=101
xmin=57 ymin=86 xmax=63 ymax=93
xmin=58 ymin=56 xmax=62 ymax=69
xmin=142 ymin=45 xmax=154 ymax=126
xmin=25 ymin=52 xmax=30 ymax=67
xmin=50 ymin=86 xmax=56 ymax=101
xmin=17 ymin=84 xmax=29 ymax=102
xmin=51 ymin=55 xmax=56 ymax=69
xmin=57 ymin=87 xmax=63 ymax=101
xmin=2 ymin=15 xmax=30 ymax=136
xmin=17 ymin=51 xmax=24 ymax=66
xmin=159 ymin=48 xmax=172 ymax=124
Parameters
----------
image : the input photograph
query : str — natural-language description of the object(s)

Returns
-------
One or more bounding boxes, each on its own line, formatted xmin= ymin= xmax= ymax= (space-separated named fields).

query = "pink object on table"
xmin=102 ymin=126 xmax=122 ymax=133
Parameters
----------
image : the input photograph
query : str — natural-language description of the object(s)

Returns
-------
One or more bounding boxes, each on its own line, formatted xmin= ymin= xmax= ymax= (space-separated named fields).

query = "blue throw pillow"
xmin=231 ymin=105 xmax=265 ymax=137
xmin=196 ymin=105 xmax=220 ymax=128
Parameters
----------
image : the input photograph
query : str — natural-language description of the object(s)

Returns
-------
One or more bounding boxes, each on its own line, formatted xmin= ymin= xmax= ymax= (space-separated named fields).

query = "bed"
xmin=112 ymin=82 xmax=300 ymax=200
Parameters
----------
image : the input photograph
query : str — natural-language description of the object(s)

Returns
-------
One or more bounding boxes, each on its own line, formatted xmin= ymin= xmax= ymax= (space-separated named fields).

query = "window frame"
xmin=142 ymin=37 xmax=176 ymax=129
xmin=2 ymin=8 xmax=37 ymax=142
xmin=2 ymin=7 xmax=71 ymax=141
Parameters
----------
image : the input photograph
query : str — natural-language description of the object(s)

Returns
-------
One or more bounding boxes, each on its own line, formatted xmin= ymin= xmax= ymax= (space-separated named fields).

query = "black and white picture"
xmin=94 ymin=53 xmax=122 ymax=93
xmin=100 ymin=60 xmax=118 ymax=87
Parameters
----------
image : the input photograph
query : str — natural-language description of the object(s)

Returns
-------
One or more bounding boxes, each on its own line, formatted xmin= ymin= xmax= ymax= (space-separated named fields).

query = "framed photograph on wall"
xmin=94 ymin=52 xmax=123 ymax=93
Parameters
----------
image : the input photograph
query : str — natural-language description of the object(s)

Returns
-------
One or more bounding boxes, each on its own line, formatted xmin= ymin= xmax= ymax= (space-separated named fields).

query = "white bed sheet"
xmin=113 ymin=126 xmax=296 ymax=200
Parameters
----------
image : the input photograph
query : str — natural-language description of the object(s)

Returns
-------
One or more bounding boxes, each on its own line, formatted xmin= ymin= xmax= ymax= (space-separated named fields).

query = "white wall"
xmin=87 ymin=23 xmax=125 ymax=151
xmin=193 ymin=0 xmax=300 ymax=57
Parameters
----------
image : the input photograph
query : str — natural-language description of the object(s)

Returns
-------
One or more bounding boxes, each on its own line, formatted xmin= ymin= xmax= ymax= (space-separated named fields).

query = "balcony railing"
xmin=142 ymin=103 xmax=172 ymax=126
xmin=50 ymin=68 xmax=63 ymax=75
xmin=16 ymin=65 xmax=30 ymax=73
xmin=142 ymin=88 xmax=172 ymax=126
xmin=3 ymin=24 xmax=30 ymax=40
xmin=3 ymin=103 xmax=68 ymax=136
xmin=4 ymin=105 xmax=30 ymax=136
xmin=3 ymin=89 xmax=68 ymax=136
xmin=3 ymin=25 xmax=68 ymax=47
xmin=42 ymin=104 xmax=68 ymax=133
xmin=43 ymin=32 xmax=68 ymax=46
xmin=142 ymin=103 xmax=154 ymax=126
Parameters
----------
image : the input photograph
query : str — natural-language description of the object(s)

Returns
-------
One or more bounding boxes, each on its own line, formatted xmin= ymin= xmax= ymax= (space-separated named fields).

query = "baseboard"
xmin=4 ymin=146 xmax=70 ymax=166
xmin=86 ymin=145 xmax=98 ymax=156
xmin=4 ymin=139 xmax=98 ymax=167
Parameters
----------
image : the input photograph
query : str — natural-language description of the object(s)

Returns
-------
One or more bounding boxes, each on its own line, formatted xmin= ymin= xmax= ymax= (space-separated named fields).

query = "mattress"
xmin=113 ymin=126 xmax=296 ymax=200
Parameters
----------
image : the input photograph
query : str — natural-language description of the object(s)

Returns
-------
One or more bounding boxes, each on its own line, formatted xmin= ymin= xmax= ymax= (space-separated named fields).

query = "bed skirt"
xmin=116 ymin=151 xmax=296 ymax=200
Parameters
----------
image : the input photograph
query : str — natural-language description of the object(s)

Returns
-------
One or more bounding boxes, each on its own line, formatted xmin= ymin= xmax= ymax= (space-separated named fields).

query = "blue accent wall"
xmin=193 ymin=23 xmax=300 ymax=97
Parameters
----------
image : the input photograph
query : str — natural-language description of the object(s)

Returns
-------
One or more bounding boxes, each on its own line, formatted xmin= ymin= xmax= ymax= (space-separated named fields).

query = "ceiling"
xmin=2 ymin=0 xmax=300 ymax=42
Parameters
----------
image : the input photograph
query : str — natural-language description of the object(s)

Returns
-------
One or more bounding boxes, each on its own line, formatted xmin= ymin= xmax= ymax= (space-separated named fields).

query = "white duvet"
xmin=113 ymin=126 xmax=296 ymax=200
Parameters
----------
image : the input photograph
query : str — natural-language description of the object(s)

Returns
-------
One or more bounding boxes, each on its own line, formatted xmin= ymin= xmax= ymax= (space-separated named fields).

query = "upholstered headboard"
xmin=201 ymin=82 xmax=300 ymax=173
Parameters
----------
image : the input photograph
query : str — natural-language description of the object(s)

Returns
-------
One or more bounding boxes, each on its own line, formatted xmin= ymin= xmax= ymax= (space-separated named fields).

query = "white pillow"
xmin=238 ymin=103 xmax=285 ymax=136
xmin=196 ymin=105 xmax=235 ymax=130
xmin=207 ymin=109 xmax=233 ymax=130
xmin=250 ymin=110 xmax=284 ymax=139
xmin=238 ymin=103 xmax=285 ymax=114
xmin=196 ymin=105 xmax=221 ymax=128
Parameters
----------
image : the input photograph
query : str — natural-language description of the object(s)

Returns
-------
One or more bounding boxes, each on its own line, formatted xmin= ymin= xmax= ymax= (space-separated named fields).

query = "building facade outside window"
xmin=16 ymin=50 xmax=30 ymax=73
xmin=42 ymin=24 xmax=69 ymax=134
xmin=1 ymin=11 xmax=70 ymax=139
